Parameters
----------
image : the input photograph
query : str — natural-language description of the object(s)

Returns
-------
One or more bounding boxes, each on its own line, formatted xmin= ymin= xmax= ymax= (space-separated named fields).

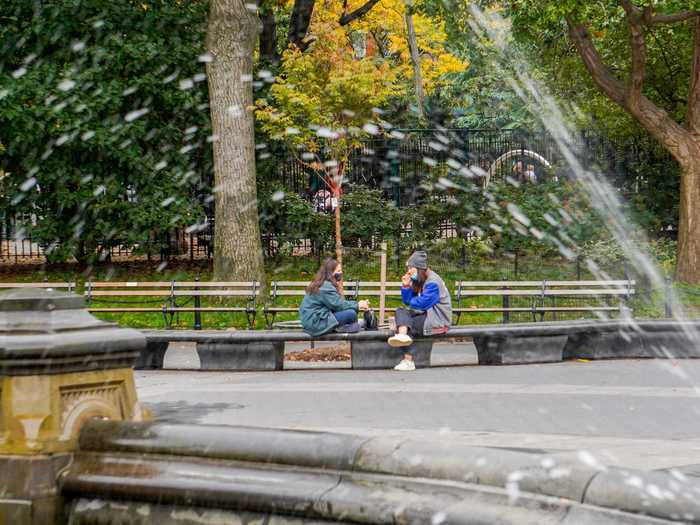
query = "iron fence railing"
xmin=1 ymin=129 xmax=676 ymax=264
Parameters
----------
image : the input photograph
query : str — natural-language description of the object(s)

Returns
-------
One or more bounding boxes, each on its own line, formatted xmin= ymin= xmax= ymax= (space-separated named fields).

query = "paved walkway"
xmin=136 ymin=342 xmax=700 ymax=472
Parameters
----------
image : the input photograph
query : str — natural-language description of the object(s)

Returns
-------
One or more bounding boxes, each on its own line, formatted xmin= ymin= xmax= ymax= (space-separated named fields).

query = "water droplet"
xmin=58 ymin=79 xmax=76 ymax=92
xmin=125 ymin=108 xmax=149 ymax=122
xmin=363 ymin=123 xmax=379 ymax=135
xmin=20 ymin=178 xmax=37 ymax=192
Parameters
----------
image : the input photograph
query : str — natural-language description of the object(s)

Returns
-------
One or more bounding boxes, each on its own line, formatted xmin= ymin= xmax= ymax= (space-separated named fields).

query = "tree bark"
xmin=405 ymin=6 xmax=426 ymax=120
xmin=678 ymin=159 xmax=700 ymax=282
xmin=259 ymin=2 xmax=281 ymax=65
xmin=288 ymin=0 xmax=316 ymax=51
xmin=334 ymin=202 xmax=342 ymax=265
xmin=206 ymin=0 xmax=265 ymax=283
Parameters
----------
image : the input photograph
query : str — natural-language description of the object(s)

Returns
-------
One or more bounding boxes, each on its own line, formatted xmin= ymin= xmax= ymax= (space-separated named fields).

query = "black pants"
xmin=395 ymin=307 xmax=426 ymax=336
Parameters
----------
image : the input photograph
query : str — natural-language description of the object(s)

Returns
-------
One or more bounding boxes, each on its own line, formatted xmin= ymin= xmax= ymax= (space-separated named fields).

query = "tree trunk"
xmin=288 ymin=0 xmax=315 ymax=51
xmin=206 ymin=0 xmax=265 ymax=283
xmin=677 ymin=157 xmax=700 ymax=283
xmin=405 ymin=6 xmax=426 ymax=120
xmin=335 ymin=201 xmax=342 ymax=265
xmin=259 ymin=2 xmax=280 ymax=65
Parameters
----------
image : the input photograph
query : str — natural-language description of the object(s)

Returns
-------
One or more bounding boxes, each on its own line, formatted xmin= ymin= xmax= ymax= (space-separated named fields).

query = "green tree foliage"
xmin=0 ymin=1 xmax=211 ymax=263
xmin=508 ymin=0 xmax=697 ymax=139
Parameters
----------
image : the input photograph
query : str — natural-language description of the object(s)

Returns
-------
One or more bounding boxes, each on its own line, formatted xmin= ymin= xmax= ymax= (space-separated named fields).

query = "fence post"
xmin=395 ymin=233 xmax=401 ymax=273
xmin=194 ymin=276 xmax=202 ymax=330
xmin=664 ymin=276 xmax=673 ymax=318
xmin=460 ymin=242 xmax=467 ymax=271
xmin=503 ymin=286 xmax=510 ymax=324
xmin=576 ymin=256 xmax=582 ymax=280
xmin=514 ymin=252 xmax=519 ymax=278
xmin=379 ymin=242 xmax=387 ymax=326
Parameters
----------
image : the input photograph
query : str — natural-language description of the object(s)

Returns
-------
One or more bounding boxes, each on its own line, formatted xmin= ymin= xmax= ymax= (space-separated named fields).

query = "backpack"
xmin=363 ymin=309 xmax=378 ymax=330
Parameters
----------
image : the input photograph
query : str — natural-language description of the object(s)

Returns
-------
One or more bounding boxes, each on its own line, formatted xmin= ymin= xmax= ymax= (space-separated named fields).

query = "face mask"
xmin=334 ymin=272 xmax=343 ymax=281
xmin=410 ymin=272 xmax=419 ymax=282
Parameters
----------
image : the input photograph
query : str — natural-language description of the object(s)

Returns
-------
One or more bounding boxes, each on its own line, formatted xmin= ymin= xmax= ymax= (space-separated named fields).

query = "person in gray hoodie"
xmin=389 ymin=250 xmax=452 ymax=371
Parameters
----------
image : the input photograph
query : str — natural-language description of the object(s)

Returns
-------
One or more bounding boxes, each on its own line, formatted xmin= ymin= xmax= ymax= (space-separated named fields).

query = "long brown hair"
xmin=307 ymin=258 xmax=342 ymax=295
xmin=411 ymin=268 xmax=429 ymax=295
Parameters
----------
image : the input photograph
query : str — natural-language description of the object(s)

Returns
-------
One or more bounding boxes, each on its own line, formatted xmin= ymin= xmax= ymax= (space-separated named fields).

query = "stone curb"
xmin=61 ymin=451 xmax=680 ymax=525
xmin=80 ymin=421 xmax=700 ymax=523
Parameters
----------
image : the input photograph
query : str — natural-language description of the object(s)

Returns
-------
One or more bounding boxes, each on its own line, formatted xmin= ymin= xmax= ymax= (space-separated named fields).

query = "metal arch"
xmin=484 ymin=149 xmax=553 ymax=187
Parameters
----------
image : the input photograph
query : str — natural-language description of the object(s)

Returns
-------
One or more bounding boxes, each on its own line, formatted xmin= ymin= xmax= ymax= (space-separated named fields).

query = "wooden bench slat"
xmin=87 ymin=290 xmax=173 ymax=296
xmin=454 ymin=306 xmax=620 ymax=313
xmin=270 ymin=281 xmax=403 ymax=288
xmin=0 ymin=282 xmax=76 ymax=288
xmin=87 ymin=290 xmax=258 ymax=297
xmin=89 ymin=307 xmax=250 ymax=312
xmin=167 ymin=307 xmax=249 ymax=312
xmin=455 ymin=280 xmax=635 ymax=287
xmin=457 ymin=289 xmax=634 ymax=297
xmin=88 ymin=308 xmax=166 ymax=312
xmin=89 ymin=281 xmax=256 ymax=288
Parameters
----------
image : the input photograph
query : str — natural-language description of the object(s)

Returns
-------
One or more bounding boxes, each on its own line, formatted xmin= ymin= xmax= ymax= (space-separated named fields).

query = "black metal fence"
xmin=1 ymin=128 xmax=675 ymax=265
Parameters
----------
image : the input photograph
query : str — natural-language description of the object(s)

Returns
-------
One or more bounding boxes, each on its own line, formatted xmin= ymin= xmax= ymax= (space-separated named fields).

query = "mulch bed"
xmin=285 ymin=343 xmax=351 ymax=362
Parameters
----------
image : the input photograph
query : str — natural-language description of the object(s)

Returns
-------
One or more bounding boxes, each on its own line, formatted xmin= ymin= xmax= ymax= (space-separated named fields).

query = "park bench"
xmin=264 ymin=280 xmax=404 ymax=328
xmin=453 ymin=280 xmax=635 ymax=324
xmin=84 ymin=280 xmax=260 ymax=328
xmin=0 ymin=281 xmax=76 ymax=292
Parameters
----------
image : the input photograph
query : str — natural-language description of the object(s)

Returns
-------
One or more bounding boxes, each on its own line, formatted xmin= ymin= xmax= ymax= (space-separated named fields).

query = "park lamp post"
xmin=0 ymin=288 xmax=149 ymax=524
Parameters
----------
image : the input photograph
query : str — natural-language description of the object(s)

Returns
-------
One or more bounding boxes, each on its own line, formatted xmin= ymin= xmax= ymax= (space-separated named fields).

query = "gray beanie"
xmin=406 ymin=250 xmax=428 ymax=269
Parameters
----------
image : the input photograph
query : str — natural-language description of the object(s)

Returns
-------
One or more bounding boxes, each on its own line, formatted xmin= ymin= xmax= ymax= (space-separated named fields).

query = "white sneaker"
xmin=388 ymin=333 xmax=413 ymax=347
xmin=394 ymin=359 xmax=416 ymax=371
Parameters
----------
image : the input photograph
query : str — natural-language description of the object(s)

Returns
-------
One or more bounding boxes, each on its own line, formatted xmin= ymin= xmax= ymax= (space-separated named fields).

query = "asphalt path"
xmin=135 ymin=341 xmax=700 ymax=472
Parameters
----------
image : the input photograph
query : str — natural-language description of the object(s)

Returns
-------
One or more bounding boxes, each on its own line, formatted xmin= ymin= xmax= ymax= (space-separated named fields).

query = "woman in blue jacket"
xmin=389 ymin=250 xmax=452 ymax=371
xmin=300 ymin=258 xmax=369 ymax=336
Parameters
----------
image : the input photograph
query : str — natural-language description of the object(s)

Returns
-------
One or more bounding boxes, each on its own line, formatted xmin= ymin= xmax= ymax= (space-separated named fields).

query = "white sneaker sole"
xmin=388 ymin=336 xmax=412 ymax=348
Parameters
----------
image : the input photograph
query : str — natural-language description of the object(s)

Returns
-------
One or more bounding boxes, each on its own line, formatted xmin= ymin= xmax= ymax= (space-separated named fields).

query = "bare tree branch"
xmin=688 ymin=16 xmax=700 ymax=134
xmin=619 ymin=0 xmax=646 ymax=107
xmin=339 ymin=0 xmax=381 ymax=25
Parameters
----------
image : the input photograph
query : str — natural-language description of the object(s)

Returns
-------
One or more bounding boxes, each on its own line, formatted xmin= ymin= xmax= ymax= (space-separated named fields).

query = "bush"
xmin=258 ymin=185 xmax=333 ymax=253
xmin=341 ymin=185 xmax=402 ymax=246
xmin=0 ymin=0 xmax=211 ymax=263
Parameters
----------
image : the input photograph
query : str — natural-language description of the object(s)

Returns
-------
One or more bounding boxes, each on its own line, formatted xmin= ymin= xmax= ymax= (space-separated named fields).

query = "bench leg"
xmin=246 ymin=310 xmax=256 ymax=329
xmin=135 ymin=342 xmax=169 ymax=370
xmin=473 ymin=335 xmax=567 ymax=365
xmin=351 ymin=339 xmax=433 ymax=369
xmin=196 ymin=342 xmax=284 ymax=371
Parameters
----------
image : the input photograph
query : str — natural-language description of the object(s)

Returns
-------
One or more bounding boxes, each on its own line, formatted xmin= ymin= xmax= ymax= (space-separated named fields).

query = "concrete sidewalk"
xmin=137 ymin=342 xmax=700 ymax=472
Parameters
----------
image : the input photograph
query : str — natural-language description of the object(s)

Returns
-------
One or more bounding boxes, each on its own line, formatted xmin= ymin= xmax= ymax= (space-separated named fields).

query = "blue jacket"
xmin=401 ymin=282 xmax=441 ymax=310
xmin=300 ymin=281 xmax=358 ymax=337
